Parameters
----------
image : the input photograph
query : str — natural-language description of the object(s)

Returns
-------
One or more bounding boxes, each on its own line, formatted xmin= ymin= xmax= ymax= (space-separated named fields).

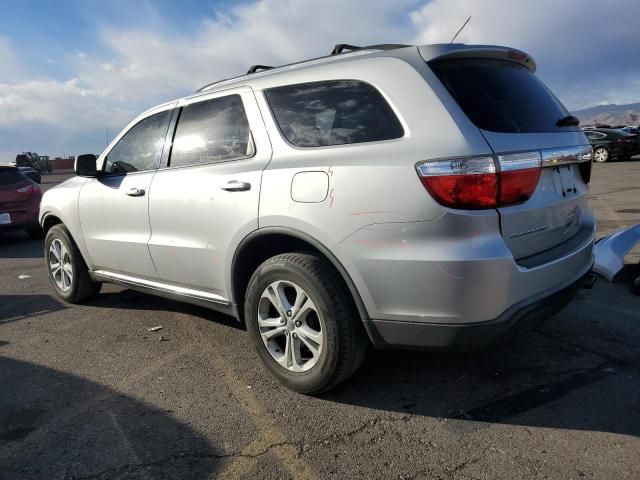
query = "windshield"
xmin=429 ymin=58 xmax=574 ymax=133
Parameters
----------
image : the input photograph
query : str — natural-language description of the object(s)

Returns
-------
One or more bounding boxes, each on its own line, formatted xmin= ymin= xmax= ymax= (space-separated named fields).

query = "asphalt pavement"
xmin=1 ymin=162 xmax=639 ymax=479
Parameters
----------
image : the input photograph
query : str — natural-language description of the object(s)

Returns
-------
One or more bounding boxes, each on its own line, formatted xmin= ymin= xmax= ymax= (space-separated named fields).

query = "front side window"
xmin=170 ymin=94 xmax=253 ymax=167
xmin=264 ymin=80 xmax=404 ymax=147
xmin=105 ymin=110 xmax=172 ymax=174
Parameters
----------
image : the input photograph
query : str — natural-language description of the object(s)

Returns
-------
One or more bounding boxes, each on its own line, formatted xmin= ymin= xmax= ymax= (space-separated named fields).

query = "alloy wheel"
xmin=594 ymin=148 xmax=609 ymax=162
xmin=258 ymin=280 xmax=324 ymax=372
xmin=49 ymin=238 xmax=73 ymax=291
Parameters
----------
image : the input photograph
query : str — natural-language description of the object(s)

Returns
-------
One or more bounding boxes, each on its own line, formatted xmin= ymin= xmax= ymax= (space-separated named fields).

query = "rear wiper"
xmin=556 ymin=115 xmax=580 ymax=127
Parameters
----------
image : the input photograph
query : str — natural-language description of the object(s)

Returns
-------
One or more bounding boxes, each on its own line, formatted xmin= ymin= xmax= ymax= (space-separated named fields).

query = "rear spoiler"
xmin=418 ymin=44 xmax=536 ymax=73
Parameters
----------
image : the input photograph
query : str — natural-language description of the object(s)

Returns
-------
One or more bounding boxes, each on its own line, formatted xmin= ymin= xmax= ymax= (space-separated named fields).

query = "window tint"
xmin=0 ymin=168 xmax=25 ymax=185
xmin=170 ymin=95 xmax=253 ymax=167
xmin=265 ymin=80 xmax=404 ymax=147
xmin=430 ymin=59 xmax=573 ymax=133
xmin=105 ymin=110 xmax=172 ymax=174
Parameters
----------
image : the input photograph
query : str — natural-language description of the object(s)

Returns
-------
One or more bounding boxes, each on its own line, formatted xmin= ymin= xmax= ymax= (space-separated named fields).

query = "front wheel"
xmin=44 ymin=225 xmax=102 ymax=303
xmin=245 ymin=253 xmax=368 ymax=394
xmin=593 ymin=147 xmax=609 ymax=163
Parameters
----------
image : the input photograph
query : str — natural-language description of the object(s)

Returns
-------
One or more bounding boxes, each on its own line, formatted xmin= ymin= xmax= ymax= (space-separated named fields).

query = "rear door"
xmin=147 ymin=88 xmax=272 ymax=297
xmin=429 ymin=57 xmax=593 ymax=260
xmin=78 ymin=106 xmax=174 ymax=278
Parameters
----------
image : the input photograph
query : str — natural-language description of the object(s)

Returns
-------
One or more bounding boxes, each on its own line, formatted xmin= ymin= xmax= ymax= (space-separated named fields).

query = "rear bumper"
xmin=366 ymin=268 xmax=591 ymax=351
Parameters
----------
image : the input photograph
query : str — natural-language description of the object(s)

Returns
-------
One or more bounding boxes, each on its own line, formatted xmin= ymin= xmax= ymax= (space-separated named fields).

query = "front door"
xmin=79 ymin=106 xmax=174 ymax=278
xmin=147 ymin=89 xmax=271 ymax=298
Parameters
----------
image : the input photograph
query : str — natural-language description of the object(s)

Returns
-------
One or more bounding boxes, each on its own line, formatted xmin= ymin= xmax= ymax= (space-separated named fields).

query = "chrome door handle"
xmin=221 ymin=181 xmax=251 ymax=192
xmin=125 ymin=187 xmax=146 ymax=197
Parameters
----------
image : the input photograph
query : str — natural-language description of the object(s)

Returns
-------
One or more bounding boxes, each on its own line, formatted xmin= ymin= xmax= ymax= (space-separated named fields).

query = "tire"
xmin=593 ymin=147 xmax=609 ymax=163
xmin=44 ymin=225 xmax=102 ymax=303
xmin=245 ymin=252 xmax=368 ymax=394
xmin=26 ymin=227 xmax=44 ymax=239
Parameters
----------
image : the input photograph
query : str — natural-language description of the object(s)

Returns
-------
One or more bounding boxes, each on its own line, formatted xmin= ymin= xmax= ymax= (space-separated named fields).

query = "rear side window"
xmin=265 ymin=80 xmax=404 ymax=147
xmin=0 ymin=168 xmax=25 ymax=185
xmin=430 ymin=59 xmax=572 ymax=133
xmin=105 ymin=110 xmax=172 ymax=174
xmin=585 ymin=131 xmax=606 ymax=140
xmin=170 ymin=95 xmax=254 ymax=167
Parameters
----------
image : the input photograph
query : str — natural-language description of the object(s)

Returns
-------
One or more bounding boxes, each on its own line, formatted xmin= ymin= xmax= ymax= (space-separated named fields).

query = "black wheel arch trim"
xmin=231 ymin=227 xmax=375 ymax=339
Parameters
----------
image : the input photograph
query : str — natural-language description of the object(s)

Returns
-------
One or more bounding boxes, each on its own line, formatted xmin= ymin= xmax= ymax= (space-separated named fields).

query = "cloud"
xmin=0 ymin=0 xmax=415 ymax=160
xmin=82 ymin=0 xmax=415 ymax=101
xmin=1 ymin=0 xmax=639 ymax=161
xmin=409 ymin=0 xmax=640 ymax=109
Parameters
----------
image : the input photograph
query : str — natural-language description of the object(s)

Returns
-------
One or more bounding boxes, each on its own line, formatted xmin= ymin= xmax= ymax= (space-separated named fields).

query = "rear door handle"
xmin=125 ymin=187 xmax=146 ymax=197
xmin=221 ymin=181 xmax=251 ymax=192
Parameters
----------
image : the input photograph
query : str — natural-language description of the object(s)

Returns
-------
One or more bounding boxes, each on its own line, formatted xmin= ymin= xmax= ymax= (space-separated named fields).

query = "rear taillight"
xmin=417 ymin=151 xmax=542 ymax=209
xmin=496 ymin=152 xmax=542 ymax=204
xmin=16 ymin=185 xmax=33 ymax=194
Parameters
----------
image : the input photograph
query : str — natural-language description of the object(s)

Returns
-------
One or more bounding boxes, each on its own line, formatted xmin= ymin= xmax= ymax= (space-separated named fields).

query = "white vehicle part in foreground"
xmin=593 ymin=224 xmax=640 ymax=281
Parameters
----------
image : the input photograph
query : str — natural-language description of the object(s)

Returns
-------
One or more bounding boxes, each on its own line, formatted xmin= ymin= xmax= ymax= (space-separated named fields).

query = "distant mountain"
xmin=572 ymin=102 xmax=640 ymax=127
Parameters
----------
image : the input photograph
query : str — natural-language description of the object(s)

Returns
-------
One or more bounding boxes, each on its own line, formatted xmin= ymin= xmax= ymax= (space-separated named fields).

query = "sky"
xmin=0 ymin=0 xmax=639 ymax=161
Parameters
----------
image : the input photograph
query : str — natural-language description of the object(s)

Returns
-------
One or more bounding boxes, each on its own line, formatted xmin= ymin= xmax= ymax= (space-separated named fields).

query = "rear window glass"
xmin=170 ymin=95 xmax=254 ymax=167
xmin=265 ymin=80 xmax=404 ymax=147
xmin=429 ymin=59 xmax=573 ymax=133
xmin=0 ymin=168 xmax=25 ymax=185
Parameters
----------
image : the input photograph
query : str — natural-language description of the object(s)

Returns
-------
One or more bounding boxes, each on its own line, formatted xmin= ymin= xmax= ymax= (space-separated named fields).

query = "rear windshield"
xmin=429 ymin=58 xmax=573 ymax=133
xmin=0 ymin=168 xmax=25 ymax=185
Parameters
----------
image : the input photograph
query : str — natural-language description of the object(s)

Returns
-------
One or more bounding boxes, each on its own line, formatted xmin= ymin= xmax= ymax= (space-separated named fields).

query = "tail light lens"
xmin=417 ymin=151 xmax=542 ymax=209
xmin=496 ymin=152 xmax=542 ymax=204
xmin=417 ymin=156 xmax=497 ymax=209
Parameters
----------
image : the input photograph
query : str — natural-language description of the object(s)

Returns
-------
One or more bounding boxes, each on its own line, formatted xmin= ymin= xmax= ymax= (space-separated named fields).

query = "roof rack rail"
xmin=247 ymin=64 xmax=274 ymax=74
xmin=330 ymin=43 xmax=410 ymax=55
xmin=195 ymin=43 xmax=412 ymax=93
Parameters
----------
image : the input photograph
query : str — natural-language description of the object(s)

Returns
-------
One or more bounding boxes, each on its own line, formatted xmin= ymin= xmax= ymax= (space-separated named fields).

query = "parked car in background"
xmin=18 ymin=166 xmax=42 ymax=184
xmin=0 ymin=166 xmax=43 ymax=238
xmin=583 ymin=128 xmax=639 ymax=162
xmin=40 ymin=43 xmax=596 ymax=393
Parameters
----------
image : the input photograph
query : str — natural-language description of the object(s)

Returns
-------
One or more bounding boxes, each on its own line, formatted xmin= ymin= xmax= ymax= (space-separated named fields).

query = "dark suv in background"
xmin=583 ymin=128 xmax=639 ymax=162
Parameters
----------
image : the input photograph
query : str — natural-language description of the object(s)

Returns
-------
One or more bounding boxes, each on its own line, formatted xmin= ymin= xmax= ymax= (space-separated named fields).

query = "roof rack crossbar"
xmin=247 ymin=64 xmax=274 ymax=74
xmin=195 ymin=43 xmax=412 ymax=93
xmin=331 ymin=44 xmax=363 ymax=55
xmin=330 ymin=43 xmax=410 ymax=56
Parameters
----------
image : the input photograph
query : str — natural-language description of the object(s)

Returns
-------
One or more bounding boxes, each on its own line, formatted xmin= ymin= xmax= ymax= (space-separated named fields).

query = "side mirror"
xmin=75 ymin=154 xmax=98 ymax=177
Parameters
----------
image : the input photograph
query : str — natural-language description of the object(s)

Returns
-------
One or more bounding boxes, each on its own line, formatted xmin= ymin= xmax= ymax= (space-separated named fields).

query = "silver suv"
xmin=40 ymin=43 xmax=595 ymax=393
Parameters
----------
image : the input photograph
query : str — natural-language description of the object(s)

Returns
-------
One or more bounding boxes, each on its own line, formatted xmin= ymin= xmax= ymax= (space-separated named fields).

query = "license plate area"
xmin=0 ymin=213 xmax=11 ymax=225
xmin=554 ymin=165 xmax=577 ymax=198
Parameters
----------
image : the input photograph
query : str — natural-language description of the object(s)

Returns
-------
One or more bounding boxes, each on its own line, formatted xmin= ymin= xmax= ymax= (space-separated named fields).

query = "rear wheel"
xmin=245 ymin=252 xmax=368 ymax=394
xmin=45 ymin=225 xmax=101 ymax=303
xmin=593 ymin=147 xmax=609 ymax=163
